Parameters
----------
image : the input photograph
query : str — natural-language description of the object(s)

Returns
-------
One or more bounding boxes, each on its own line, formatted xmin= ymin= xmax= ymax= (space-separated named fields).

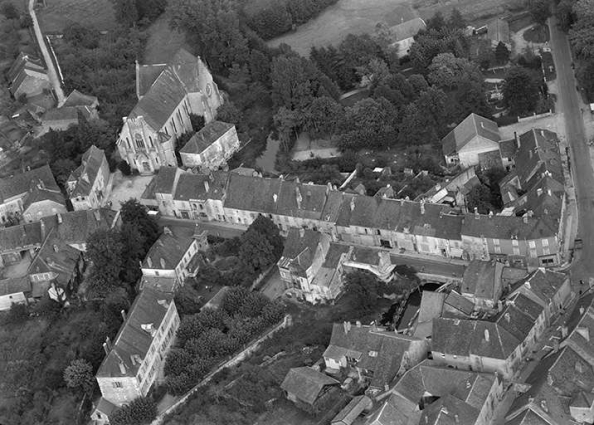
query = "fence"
xmin=517 ymin=110 xmax=552 ymax=123
xmin=152 ymin=314 xmax=293 ymax=424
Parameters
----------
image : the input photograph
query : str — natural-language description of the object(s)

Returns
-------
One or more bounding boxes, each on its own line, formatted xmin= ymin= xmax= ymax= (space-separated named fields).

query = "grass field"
xmin=144 ymin=14 xmax=188 ymax=64
xmin=267 ymin=0 xmax=416 ymax=56
xmin=37 ymin=0 xmax=117 ymax=33
xmin=412 ymin=0 xmax=523 ymax=23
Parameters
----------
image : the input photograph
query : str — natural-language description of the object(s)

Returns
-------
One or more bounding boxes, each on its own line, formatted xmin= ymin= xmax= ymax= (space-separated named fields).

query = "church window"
xmin=172 ymin=119 xmax=177 ymax=133
xmin=135 ymin=135 xmax=144 ymax=149
xmin=164 ymin=127 xmax=169 ymax=136
xmin=126 ymin=137 xmax=131 ymax=150
xmin=148 ymin=136 xmax=153 ymax=147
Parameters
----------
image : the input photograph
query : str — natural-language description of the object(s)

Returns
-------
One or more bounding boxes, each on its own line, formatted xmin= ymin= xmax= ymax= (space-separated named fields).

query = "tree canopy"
xmin=502 ymin=67 xmax=541 ymax=116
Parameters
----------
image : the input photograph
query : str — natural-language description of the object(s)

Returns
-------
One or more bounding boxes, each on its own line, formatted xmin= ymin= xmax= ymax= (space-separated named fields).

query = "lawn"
xmin=36 ymin=0 xmax=117 ymax=33
xmin=523 ymin=25 xmax=549 ymax=43
xmin=267 ymin=0 xmax=416 ymax=56
xmin=412 ymin=0 xmax=523 ymax=23
xmin=143 ymin=13 xmax=188 ymax=64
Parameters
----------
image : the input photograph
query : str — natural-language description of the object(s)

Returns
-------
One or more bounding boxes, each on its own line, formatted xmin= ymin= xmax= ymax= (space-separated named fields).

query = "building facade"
xmin=67 ymin=146 xmax=110 ymax=211
xmin=180 ymin=121 xmax=240 ymax=169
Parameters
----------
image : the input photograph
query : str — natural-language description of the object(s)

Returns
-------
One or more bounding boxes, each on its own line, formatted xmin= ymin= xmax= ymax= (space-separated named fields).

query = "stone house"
xmin=67 ymin=146 xmax=110 ymax=210
xmin=117 ymin=49 xmax=223 ymax=174
xmin=281 ymin=367 xmax=341 ymax=413
xmin=461 ymin=260 xmax=504 ymax=310
xmin=0 ymin=222 xmax=43 ymax=268
xmin=8 ymin=52 xmax=51 ymax=100
xmin=95 ymin=289 xmax=179 ymax=408
xmin=172 ymin=171 xmax=229 ymax=221
xmin=179 ymin=121 xmax=239 ymax=169
xmin=0 ymin=276 xmax=31 ymax=311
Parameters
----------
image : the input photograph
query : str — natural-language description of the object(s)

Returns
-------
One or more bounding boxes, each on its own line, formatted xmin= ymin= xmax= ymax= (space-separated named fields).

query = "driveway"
xmin=548 ymin=17 xmax=594 ymax=279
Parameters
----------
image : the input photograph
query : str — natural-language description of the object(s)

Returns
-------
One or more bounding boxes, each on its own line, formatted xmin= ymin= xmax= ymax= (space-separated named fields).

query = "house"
xmin=461 ymin=260 xmax=504 ymax=310
xmin=281 ymin=367 xmax=341 ymax=413
xmin=323 ymin=322 xmax=429 ymax=393
xmin=442 ymin=113 xmax=501 ymax=168
xmin=147 ymin=166 xmax=185 ymax=217
xmin=431 ymin=293 xmax=545 ymax=379
xmin=0 ymin=222 xmax=43 ymax=268
xmin=343 ymin=247 xmax=395 ymax=282
xmin=486 ymin=18 xmax=511 ymax=48
xmin=39 ymin=89 xmax=100 ymax=134
xmin=509 ymin=268 xmax=572 ymax=325
xmin=141 ymin=225 xmax=206 ymax=288
xmin=420 ymin=167 xmax=481 ymax=210
xmin=27 ymin=230 xmax=84 ymax=303
xmin=332 ymin=395 xmax=372 ymax=425
xmin=0 ymin=276 xmax=31 ymax=311
xmin=309 ymin=243 xmax=351 ymax=303
xmin=277 ymin=228 xmax=331 ymax=302
xmin=372 ymin=359 xmax=505 ymax=425
xmin=389 ymin=18 xmax=426 ymax=57
xmin=40 ymin=209 xmax=120 ymax=251
xmin=0 ymin=165 xmax=66 ymax=225
xmin=179 ymin=121 xmax=240 ymax=170
xmin=67 ymin=146 xmax=111 ymax=210
xmin=172 ymin=171 xmax=229 ymax=221
xmin=90 ymin=397 xmax=117 ymax=425
xmin=8 ymin=52 xmax=51 ymax=100
xmin=95 ymin=288 xmax=180 ymax=406
xmin=117 ymin=49 xmax=223 ymax=174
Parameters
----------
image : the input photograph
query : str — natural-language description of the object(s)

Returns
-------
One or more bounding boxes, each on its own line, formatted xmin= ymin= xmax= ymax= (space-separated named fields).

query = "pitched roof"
xmin=0 ymin=276 xmax=31 ymax=296
xmin=420 ymin=394 xmax=480 ymax=425
xmin=514 ymin=269 xmax=568 ymax=305
xmin=173 ymin=171 xmax=229 ymax=201
xmin=461 ymin=260 xmax=503 ymax=301
xmin=417 ymin=291 xmax=446 ymax=324
xmin=324 ymin=323 xmax=420 ymax=388
xmin=444 ymin=290 xmax=475 ymax=316
xmin=96 ymin=288 xmax=175 ymax=378
xmin=276 ymin=180 xmax=330 ymax=220
xmin=40 ymin=209 xmax=119 ymax=246
xmin=442 ymin=113 xmax=500 ymax=156
xmin=7 ymin=52 xmax=44 ymax=82
xmin=180 ymin=121 xmax=234 ymax=155
xmin=500 ymin=138 xmax=518 ymax=158
xmin=128 ymin=49 xmax=202 ymax=131
xmin=505 ymin=410 xmax=554 ymax=425
xmin=28 ymin=229 xmax=82 ymax=288
xmin=0 ymin=165 xmax=60 ymax=203
xmin=142 ymin=226 xmax=196 ymax=270
xmin=461 ymin=213 xmax=557 ymax=240
xmin=432 ymin=317 xmax=522 ymax=359
xmin=62 ymin=89 xmax=98 ymax=107
xmin=0 ymin=222 xmax=43 ymax=253
xmin=280 ymin=367 xmax=339 ymax=405
xmin=224 ymin=174 xmax=282 ymax=214
xmin=331 ymin=395 xmax=372 ymax=425
xmin=390 ymin=17 xmax=426 ymax=41
xmin=95 ymin=397 xmax=118 ymax=417
xmin=22 ymin=183 xmax=66 ymax=211
xmin=153 ymin=167 xmax=182 ymax=194
xmin=278 ymin=228 xmax=323 ymax=272
xmin=67 ymin=145 xmax=107 ymax=198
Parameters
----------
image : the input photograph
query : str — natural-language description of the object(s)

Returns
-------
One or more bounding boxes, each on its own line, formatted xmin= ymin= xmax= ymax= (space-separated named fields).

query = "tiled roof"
xmin=95 ymin=397 xmax=118 ymax=417
xmin=444 ymin=291 xmax=475 ymax=316
xmin=173 ymin=171 xmax=229 ymax=202
xmin=276 ymin=180 xmax=330 ymax=220
xmin=461 ymin=213 xmax=557 ymax=240
xmin=28 ymin=229 xmax=82 ymax=289
xmin=40 ymin=209 xmax=118 ymax=247
xmin=136 ymin=64 xmax=167 ymax=98
xmin=0 ymin=222 xmax=43 ymax=253
xmin=129 ymin=49 xmax=202 ymax=131
xmin=548 ymin=346 xmax=594 ymax=396
xmin=278 ymin=228 xmax=322 ymax=272
xmin=505 ymin=410 xmax=554 ymax=425
xmin=0 ymin=276 xmax=31 ymax=296
xmin=224 ymin=174 xmax=282 ymax=214
xmin=180 ymin=121 xmax=234 ymax=154
xmin=461 ymin=260 xmax=503 ymax=301
xmin=432 ymin=317 xmax=521 ymax=359
xmin=495 ymin=294 xmax=543 ymax=341
xmin=0 ymin=165 xmax=60 ymax=203
xmin=324 ymin=323 xmax=419 ymax=388
xmin=515 ymin=269 xmax=568 ymax=305
xmin=442 ymin=113 xmax=500 ymax=156
xmin=323 ymin=243 xmax=350 ymax=269
xmin=62 ymin=89 xmax=98 ymax=107
xmin=142 ymin=226 xmax=196 ymax=270
xmin=332 ymin=395 xmax=372 ymax=424
xmin=366 ymin=393 xmax=413 ymax=425
xmin=153 ymin=167 xmax=182 ymax=194
xmin=42 ymin=106 xmax=86 ymax=123
xmin=8 ymin=52 xmax=44 ymax=82
xmin=22 ymin=183 xmax=66 ymax=211
xmin=500 ymin=138 xmax=518 ymax=158
xmin=420 ymin=394 xmax=479 ymax=425
xmin=67 ymin=145 xmax=106 ymax=198
xmin=417 ymin=291 xmax=446 ymax=323
xmin=280 ymin=367 xmax=339 ymax=405
xmin=390 ymin=17 xmax=426 ymax=41
xmin=96 ymin=288 xmax=175 ymax=378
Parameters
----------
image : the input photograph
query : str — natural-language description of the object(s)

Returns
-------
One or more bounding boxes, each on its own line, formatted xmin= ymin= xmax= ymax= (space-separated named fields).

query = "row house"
xmin=67 ymin=145 xmax=110 ymax=211
xmin=94 ymin=289 xmax=180 ymax=418
xmin=117 ymin=49 xmax=223 ymax=174
xmin=431 ymin=292 xmax=547 ymax=379
xmin=172 ymin=171 xmax=228 ymax=221
xmin=179 ymin=121 xmax=240 ymax=170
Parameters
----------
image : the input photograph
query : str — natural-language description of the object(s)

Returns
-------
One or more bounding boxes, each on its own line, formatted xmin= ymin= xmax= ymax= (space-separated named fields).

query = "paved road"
xmin=549 ymin=17 xmax=594 ymax=279
xmin=28 ymin=0 xmax=65 ymax=104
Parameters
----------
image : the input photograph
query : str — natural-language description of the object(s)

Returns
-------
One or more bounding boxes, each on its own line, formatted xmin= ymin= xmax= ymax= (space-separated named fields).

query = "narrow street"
xmin=28 ymin=0 xmax=65 ymax=104
xmin=548 ymin=16 xmax=594 ymax=279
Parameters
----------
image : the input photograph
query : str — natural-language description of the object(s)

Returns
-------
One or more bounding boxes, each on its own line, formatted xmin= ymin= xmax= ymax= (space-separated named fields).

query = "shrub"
xmin=110 ymin=396 xmax=157 ymax=425
xmin=2 ymin=302 xmax=29 ymax=324
xmin=118 ymin=160 xmax=132 ymax=176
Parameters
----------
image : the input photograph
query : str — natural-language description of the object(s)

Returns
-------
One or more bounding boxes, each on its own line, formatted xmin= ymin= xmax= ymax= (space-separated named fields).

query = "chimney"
xmin=343 ymin=321 xmax=349 ymax=334
xmin=118 ymin=360 xmax=126 ymax=375
xmin=484 ymin=329 xmax=490 ymax=342
xmin=163 ymin=226 xmax=172 ymax=236
xmin=537 ymin=188 xmax=543 ymax=197
xmin=296 ymin=187 xmax=302 ymax=209
xmin=474 ymin=207 xmax=479 ymax=219
xmin=455 ymin=414 xmax=459 ymax=423
xmin=273 ymin=193 xmax=277 ymax=203
xmin=57 ymin=213 xmax=62 ymax=224
xmin=204 ymin=180 xmax=210 ymax=193
xmin=121 ymin=309 xmax=127 ymax=322
xmin=505 ymin=312 xmax=510 ymax=322
xmin=103 ymin=342 xmax=109 ymax=356
xmin=93 ymin=210 xmax=101 ymax=221
xmin=299 ymin=228 xmax=305 ymax=238
xmin=514 ymin=131 xmax=520 ymax=148
xmin=420 ymin=202 xmax=425 ymax=215
xmin=105 ymin=336 xmax=112 ymax=350
xmin=561 ymin=325 xmax=568 ymax=338
xmin=160 ymin=258 xmax=166 ymax=268
xmin=356 ymin=321 xmax=361 ymax=327
xmin=547 ymin=189 xmax=552 ymax=196
xmin=489 ymin=210 xmax=493 ymax=218
xmin=523 ymin=214 xmax=528 ymax=224
xmin=350 ymin=197 xmax=355 ymax=211
xmin=147 ymin=257 xmax=153 ymax=268
xmin=540 ymin=400 xmax=548 ymax=413
xmin=580 ymin=306 xmax=585 ymax=315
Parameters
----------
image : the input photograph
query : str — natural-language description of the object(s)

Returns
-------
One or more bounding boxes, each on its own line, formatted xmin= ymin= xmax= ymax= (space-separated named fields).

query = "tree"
xmin=529 ymin=0 xmax=552 ymax=26
xmin=63 ymin=23 xmax=100 ymax=49
xmin=239 ymin=230 xmax=276 ymax=275
xmin=63 ymin=359 xmax=94 ymax=394
xmin=216 ymin=101 xmax=243 ymax=126
xmin=189 ymin=113 xmax=205 ymax=132
xmin=303 ymin=96 xmax=343 ymax=139
xmin=576 ymin=59 xmax=594 ymax=99
xmin=427 ymin=53 xmax=483 ymax=90
xmin=220 ymin=286 xmax=249 ymax=316
xmin=455 ymin=81 xmax=492 ymax=120
xmin=2 ymin=302 xmax=28 ymax=325
xmin=174 ymin=284 xmax=204 ymax=316
xmin=448 ymin=8 xmax=466 ymax=29
xmin=494 ymin=41 xmax=510 ymax=65
xmin=0 ymin=1 xmax=19 ymax=19
xmin=50 ymin=158 xmax=77 ymax=188
xmin=110 ymin=396 xmax=157 ymax=425
xmin=570 ymin=25 xmax=594 ymax=59
xmin=344 ymin=270 xmax=379 ymax=311
xmin=502 ymin=67 xmax=540 ymax=116
xmin=111 ymin=0 xmax=139 ymax=27
xmin=426 ymin=11 xmax=447 ymax=32
xmin=87 ymin=229 xmax=125 ymax=282
xmin=466 ymin=184 xmax=494 ymax=214
xmin=338 ymin=97 xmax=398 ymax=150
xmin=120 ymin=199 xmax=160 ymax=253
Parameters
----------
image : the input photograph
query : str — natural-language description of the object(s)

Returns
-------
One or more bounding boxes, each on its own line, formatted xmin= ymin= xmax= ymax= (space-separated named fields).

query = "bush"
xmin=110 ymin=396 xmax=157 ymax=425
xmin=118 ymin=160 xmax=132 ymax=176
xmin=2 ymin=302 xmax=29 ymax=324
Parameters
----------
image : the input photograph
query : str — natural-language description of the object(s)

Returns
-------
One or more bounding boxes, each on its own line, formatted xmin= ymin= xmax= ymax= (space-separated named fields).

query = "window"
xmin=135 ymin=137 xmax=144 ymax=149
xmin=513 ymin=247 xmax=520 ymax=256
xmin=494 ymin=246 xmax=501 ymax=254
xmin=512 ymin=239 xmax=519 ymax=246
xmin=126 ymin=137 xmax=131 ymax=149
xmin=149 ymin=136 xmax=153 ymax=147
xmin=542 ymin=239 xmax=549 ymax=247
xmin=172 ymin=119 xmax=177 ymax=133
xmin=112 ymin=381 xmax=123 ymax=388
xmin=528 ymin=240 xmax=536 ymax=249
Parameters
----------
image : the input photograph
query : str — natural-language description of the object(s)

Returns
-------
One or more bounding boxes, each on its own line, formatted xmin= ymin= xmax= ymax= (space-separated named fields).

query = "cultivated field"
xmin=36 ymin=0 xmax=117 ymax=33
xmin=267 ymin=0 xmax=416 ymax=56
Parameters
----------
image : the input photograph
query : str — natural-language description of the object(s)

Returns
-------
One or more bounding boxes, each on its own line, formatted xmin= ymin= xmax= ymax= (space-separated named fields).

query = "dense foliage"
xmin=110 ymin=396 xmax=158 ymax=425
xmin=164 ymin=287 xmax=284 ymax=394
xmin=564 ymin=0 xmax=594 ymax=101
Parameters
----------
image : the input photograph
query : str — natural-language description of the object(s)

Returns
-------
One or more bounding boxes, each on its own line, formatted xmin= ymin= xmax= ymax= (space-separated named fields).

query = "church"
xmin=117 ymin=49 xmax=223 ymax=174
